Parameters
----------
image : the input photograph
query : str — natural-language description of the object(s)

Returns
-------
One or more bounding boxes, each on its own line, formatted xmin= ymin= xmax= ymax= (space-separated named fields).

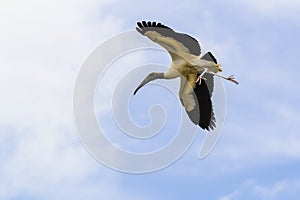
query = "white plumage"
xmin=134 ymin=21 xmax=238 ymax=130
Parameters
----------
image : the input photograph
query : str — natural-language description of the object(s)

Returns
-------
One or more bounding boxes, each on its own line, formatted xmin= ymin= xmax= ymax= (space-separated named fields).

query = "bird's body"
xmin=134 ymin=21 xmax=238 ymax=131
xmin=142 ymin=26 xmax=222 ymax=75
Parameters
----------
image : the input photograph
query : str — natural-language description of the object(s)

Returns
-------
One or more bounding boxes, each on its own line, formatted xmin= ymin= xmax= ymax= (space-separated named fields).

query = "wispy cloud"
xmin=224 ymin=0 xmax=300 ymax=18
xmin=0 ymin=0 xmax=135 ymax=199
xmin=1 ymin=0 xmax=300 ymax=199
xmin=218 ymin=178 xmax=300 ymax=200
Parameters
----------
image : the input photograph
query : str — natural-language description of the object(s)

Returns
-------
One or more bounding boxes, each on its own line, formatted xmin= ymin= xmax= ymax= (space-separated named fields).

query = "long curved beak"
xmin=133 ymin=74 xmax=155 ymax=95
xmin=133 ymin=72 xmax=164 ymax=95
xmin=134 ymin=80 xmax=149 ymax=95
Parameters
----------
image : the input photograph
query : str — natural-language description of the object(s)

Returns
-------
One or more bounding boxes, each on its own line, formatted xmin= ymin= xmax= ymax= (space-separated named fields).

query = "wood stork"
xmin=133 ymin=21 xmax=238 ymax=131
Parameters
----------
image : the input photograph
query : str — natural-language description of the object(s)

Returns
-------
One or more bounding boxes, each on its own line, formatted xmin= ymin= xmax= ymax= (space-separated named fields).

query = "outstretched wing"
xmin=201 ymin=52 xmax=216 ymax=96
xmin=136 ymin=21 xmax=201 ymax=59
xmin=179 ymin=73 xmax=216 ymax=131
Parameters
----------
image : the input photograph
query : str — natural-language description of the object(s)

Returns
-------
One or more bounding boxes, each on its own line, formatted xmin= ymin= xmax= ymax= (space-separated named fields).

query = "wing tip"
xmin=135 ymin=20 xmax=171 ymax=31
xmin=201 ymin=52 xmax=218 ymax=64
xmin=199 ymin=121 xmax=216 ymax=131
xmin=208 ymin=52 xmax=218 ymax=64
xmin=135 ymin=27 xmax=143 ymax=35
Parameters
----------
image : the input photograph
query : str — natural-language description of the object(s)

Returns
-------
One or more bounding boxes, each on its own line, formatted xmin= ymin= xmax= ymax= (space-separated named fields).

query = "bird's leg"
xmin=210 ymin=72 xmax=239 ymax=84
xmin=196 ymin=68 xmax=208 ymax=85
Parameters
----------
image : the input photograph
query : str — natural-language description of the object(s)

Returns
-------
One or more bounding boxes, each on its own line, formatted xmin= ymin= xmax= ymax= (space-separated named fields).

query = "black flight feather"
xmin=136 ymin=21 xmax=201 ymax=56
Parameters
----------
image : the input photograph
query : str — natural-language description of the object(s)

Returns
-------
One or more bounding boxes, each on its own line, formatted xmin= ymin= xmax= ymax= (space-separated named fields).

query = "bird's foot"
xmin=226 ymin=75 xmax=239 ymax=85
xmin=196 ymin=76 xmax=206 ymax=85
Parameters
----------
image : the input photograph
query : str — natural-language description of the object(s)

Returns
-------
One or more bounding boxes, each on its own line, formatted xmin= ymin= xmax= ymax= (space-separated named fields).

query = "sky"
xmin=1 ymin=0 xmax=300 ymax=199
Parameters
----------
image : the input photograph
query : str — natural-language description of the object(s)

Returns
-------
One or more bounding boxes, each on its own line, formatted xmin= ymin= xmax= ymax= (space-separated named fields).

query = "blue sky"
xmin=1 ymin=0 xmax=300 ymax=199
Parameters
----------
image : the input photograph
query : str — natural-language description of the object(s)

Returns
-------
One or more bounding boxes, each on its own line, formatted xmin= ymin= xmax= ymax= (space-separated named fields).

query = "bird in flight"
xmin=133 ymin=21 xmax=238 ymax=131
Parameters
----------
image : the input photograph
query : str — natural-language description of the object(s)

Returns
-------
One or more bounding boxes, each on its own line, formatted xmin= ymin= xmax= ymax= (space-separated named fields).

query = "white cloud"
xmin=218 ymin=179 xmax=300 ymax=200
xmin=226 ymin=0 xmax=300 ymax=17
xmin=207 ymin=105 xmax=300 ymax=175
xmin=218 ymin=190 xmax=240 ymax=200
xmin=0 ymin=0 xmax=145 ymax=199
xmin=1 ymin=0 xmax=299 ymax=198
